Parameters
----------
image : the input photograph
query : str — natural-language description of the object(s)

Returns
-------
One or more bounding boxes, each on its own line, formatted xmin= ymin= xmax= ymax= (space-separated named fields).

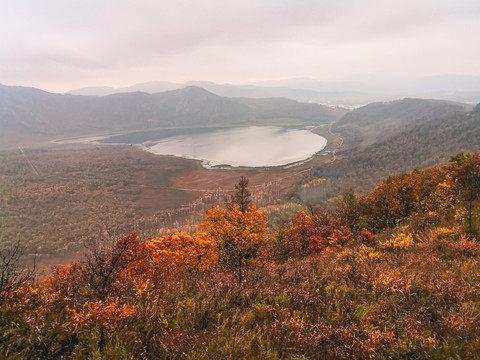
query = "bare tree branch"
xmin=0 ymin=240 xmax=35 ymax=302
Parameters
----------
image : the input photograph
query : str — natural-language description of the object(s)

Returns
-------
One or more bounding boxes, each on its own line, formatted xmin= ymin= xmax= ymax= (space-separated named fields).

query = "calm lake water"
xmin=62 ymin=126 xmax=328 ymax=168
xmin=138 ymin=126 xmax=327 ymax=168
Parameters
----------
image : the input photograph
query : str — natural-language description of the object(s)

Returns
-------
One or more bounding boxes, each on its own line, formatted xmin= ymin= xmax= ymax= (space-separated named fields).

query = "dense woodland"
xmin=1 ymin=153 xmax=480 ymax=359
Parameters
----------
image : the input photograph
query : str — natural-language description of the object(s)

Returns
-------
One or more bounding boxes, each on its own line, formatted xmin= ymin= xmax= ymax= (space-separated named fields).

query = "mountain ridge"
xmin=67 ymin=76 xmax=480 ymax=105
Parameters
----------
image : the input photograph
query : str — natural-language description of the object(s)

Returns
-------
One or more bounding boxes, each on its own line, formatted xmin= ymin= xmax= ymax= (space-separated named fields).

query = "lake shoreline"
xmin=53 ymin=125 xmax=328 ymax=169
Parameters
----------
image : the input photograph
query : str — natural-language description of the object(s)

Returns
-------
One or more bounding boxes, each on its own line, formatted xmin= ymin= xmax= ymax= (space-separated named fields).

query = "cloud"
xmin=1 ymin=0 xmax=479 ymax=92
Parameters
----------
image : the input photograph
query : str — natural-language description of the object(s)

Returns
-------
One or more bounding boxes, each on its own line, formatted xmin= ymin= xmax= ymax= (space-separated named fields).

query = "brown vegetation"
xmin=0 ymin=143 xmax=314 ymax=269
xmin=1 ymin=156 xmax=480 ymax=358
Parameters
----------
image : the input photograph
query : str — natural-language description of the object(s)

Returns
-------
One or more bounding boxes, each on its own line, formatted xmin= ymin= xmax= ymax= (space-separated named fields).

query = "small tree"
xmin=335 ymin=189 xmax=360 ymax=230
xmin=201 ymin=178 xmax=267 ymax=283
xmin=146 ymin=231 xmax=217 ymax=278
xmin=199 ymin=206 xmax=268 ymax=283
xmin=457 ymin=154 xmax=480 ymax=236
xmin=0 ymin=241 xmax=35 ymax=302
xmin=80 ymin=232 xmax=141 ymax=300
xmin=226 ymin=176 xmax=252 ymax=213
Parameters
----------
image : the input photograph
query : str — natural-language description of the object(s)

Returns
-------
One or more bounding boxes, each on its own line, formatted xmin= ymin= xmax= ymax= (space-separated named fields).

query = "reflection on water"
xmin=144 ymin=126 xmax=327 ymax=168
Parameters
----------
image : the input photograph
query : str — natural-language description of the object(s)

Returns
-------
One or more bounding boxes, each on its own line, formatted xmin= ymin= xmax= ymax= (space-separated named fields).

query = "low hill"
xmin=328 ymin=109 xmax=480 ymax=178
xmin=298 ymin=105 xmax=480 ymax=203
xmin=333 ymin=98 xmax=471 ymax=149
xmin=0 ymin=84 xmax=345 ymax=148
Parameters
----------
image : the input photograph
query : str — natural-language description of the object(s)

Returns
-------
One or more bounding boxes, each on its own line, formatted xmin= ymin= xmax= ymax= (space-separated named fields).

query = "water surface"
xmin=142 ymin=126 xmax=327 ymax=168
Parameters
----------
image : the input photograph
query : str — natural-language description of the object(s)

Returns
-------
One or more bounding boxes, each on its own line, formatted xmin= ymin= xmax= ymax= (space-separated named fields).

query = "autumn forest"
xmin=1 ymin=152 xmax=480 ymax=359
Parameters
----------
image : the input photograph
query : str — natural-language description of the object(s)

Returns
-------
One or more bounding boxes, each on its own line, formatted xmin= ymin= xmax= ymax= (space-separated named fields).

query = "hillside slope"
xmin=333 ymin=98 xmax=471 ymax=149
xmin=3 ymin=155 xmax=480 ymax=359
xmin=298 ymin=106 xmax=480 ymax=203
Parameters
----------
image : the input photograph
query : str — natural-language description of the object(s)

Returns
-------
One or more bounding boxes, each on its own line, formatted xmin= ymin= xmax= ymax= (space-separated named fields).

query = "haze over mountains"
xmin=334 ymin=100 xmax=479 ymax=173
xmin=67 ymin=80 xmax=355 ymax=105
xmin=67 ymin=76 xmax=480 ymax=106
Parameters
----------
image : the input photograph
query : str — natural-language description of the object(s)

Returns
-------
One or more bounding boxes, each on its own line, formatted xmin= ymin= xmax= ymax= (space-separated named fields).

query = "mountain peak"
xmin=165 ymin=85 xmax=219 ymax=99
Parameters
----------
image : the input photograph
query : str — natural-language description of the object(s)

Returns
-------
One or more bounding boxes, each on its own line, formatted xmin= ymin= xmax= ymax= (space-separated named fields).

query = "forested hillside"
xmin=1 ymin=154 xmax=480 ymax=359
xmin=297 ymin=103 xmax=480 ymax=203
xmin=333 ymin=98 xmax=470 ymax=149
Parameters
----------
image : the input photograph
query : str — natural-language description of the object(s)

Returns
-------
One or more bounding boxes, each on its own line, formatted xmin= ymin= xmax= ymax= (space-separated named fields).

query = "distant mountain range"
xmin=0 ymin=84 xmax=345 ymax=148
xmin=67 ymin=76 xmax=480 ymax=106
xmin=67 ymin=80 xmax=360 ymax=106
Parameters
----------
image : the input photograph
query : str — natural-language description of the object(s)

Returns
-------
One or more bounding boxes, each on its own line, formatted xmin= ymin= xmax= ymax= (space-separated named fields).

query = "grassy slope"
xmin=2 ymin=160 xmax=480 ymax=359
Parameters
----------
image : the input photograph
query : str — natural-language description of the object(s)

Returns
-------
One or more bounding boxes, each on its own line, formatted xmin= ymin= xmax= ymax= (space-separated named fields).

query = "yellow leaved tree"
xmin=199 ymin=177 xmax=269 ymax=283
xmin=146 ymin=231 xmax=217 ymax=278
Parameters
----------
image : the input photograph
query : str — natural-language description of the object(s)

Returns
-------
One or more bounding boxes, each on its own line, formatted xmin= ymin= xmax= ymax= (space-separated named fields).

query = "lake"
xmin=63 ymin=126 xmax=328 ymax=168
xmin=133 ymin=126 xmax=327 ymax=168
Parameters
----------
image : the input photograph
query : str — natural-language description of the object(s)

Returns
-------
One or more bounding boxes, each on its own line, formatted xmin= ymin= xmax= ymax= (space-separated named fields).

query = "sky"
xmin=1 ymin=0 xmax=480 ymax=93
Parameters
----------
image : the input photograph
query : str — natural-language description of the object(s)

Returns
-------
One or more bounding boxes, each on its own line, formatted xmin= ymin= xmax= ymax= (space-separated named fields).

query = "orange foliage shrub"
xmin=69 ymin=298 xmax=138 ymax=328
xmin=44 ymin=263 xmax=82 ymax=291
xmin=357 ymin=166 xmax=457 ymax=232
xmin=451 ymin=235 xmax=480 ymax=256
xmin=289 ymin=209 xmax=351 ymax=258
xmin=358 ymin=229 xmax=378 ymax=247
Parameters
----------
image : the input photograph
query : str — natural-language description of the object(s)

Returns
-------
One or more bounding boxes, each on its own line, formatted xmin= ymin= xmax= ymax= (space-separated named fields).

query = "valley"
xmin=1 ymin=83 xmax=479 ymax=270
xmin=1 ymin=84 xmax=480 ymax=359
xmin=3 ymin=2 xmax=480 ymax=357
xmin=0 ymin=139 xmax=335 ymax=268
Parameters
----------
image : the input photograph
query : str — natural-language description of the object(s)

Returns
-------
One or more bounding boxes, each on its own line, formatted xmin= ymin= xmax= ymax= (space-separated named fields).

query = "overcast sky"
xmin=1 ymin=0 xmax=479 ymax=93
